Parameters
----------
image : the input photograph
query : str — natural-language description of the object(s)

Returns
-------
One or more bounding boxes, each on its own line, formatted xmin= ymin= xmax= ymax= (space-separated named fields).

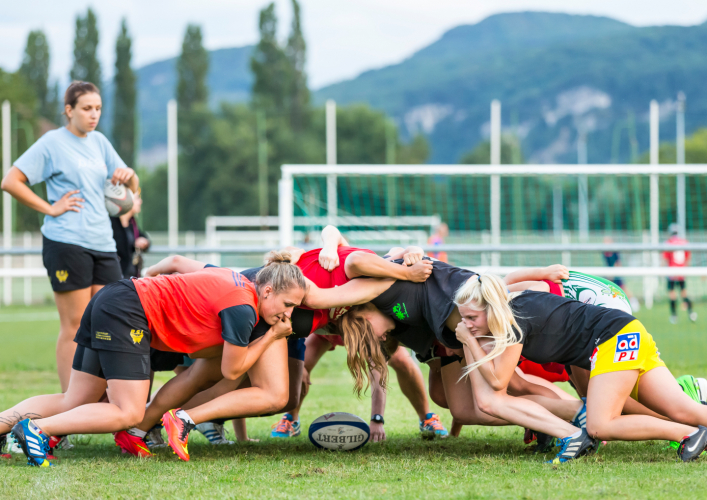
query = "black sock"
xmin=684 ymin=297 xmax=693 ymax=313
xmin=670 ymin=300 xmax=677 ymax=315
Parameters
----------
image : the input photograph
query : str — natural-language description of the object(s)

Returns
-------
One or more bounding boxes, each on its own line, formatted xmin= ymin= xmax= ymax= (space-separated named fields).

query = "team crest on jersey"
xmin=56 ymin=270 xmax=69 ymax=283
xmin=614 ymin=332 xmax=640 ymax=363
xmin=393 ymin=303 xmax=409 ymax=321
xmin=130 ymin=329 xmax=145 ymax=344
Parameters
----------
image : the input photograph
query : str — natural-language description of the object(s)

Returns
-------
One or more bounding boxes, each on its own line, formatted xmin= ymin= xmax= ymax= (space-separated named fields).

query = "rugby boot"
xmin=534 ymin=431 xmax=557 ymax=453
xmin=1 ymin=434 xmax=11 ymax=459
xmin=145 ymin=425 xmax=167 ymax=449
xmin=419 ymin=413 xmax=449 ymax=438
xmin=677 ymin=425 xmax=707 ymax=462
xmin=114 ymin=430 xmax=152 ymax=457
xmin=571 ymin=398 xmax=587 ymax=430
xmin=546 ymin=429 xmax=598 ymax=464
xmin=11 ymin=419 xmax=53 ymax=467
xmin=270 ymin=414 xmax=301 ymax=438
xmin=162 ymin=409 xmax=195 ymax=461
xmin=196 ymin=422 xmax=234 ymax=445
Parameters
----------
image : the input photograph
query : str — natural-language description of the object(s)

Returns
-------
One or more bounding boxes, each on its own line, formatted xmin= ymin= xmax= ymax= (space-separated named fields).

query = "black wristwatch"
xmin=371 ymin=414 xmax=384 ymax=425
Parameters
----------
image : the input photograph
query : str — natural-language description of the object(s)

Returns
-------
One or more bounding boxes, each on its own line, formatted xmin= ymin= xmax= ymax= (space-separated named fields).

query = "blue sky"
xmin=2 ymin=0 xmax=707 ymax=89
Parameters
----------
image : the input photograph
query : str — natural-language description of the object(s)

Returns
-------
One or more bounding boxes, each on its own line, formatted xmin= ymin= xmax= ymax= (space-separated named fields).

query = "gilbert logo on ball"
xmin=614 ymin=332 xmax=640 ymax=363
xmin=308 ymin=412 xmax=370 ymax=451
xmin=104 ymin=179 xmax=134 ymax=217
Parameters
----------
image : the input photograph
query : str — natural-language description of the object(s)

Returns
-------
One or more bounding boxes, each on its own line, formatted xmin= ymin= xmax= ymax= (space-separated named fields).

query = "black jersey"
xmin=241 ymin=266 xmax=314 ymax=339
xmin=371 ymin=259 xmax=477 ymax=350
xmin=511 ymin=290 xmax=635 ymax=369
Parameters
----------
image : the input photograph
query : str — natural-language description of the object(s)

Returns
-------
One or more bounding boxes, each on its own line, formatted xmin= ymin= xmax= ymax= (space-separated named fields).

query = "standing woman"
xmin=1 ymin=81 xmax=138 ymax=392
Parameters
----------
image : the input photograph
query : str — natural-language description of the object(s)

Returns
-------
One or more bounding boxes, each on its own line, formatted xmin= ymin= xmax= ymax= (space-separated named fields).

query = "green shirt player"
xmin=561 ymin=271 xmax=632 ymax=315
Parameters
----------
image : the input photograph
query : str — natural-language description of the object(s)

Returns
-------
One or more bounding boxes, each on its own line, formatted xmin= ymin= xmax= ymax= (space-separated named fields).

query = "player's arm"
xmin=506 ymin=281 xmax=550 ymax=293
xmin=144 ymin=254 xmax=207 ymax=277
xmin=302 ymin=277 xmax=395 ymax=309
xmin=384 ymin=246 xmax=425 ymax=265
xmin=369 ymin=367 xmax=387 ymax=442
xmin=456 ymin=322 xmax=522 ymax=391
xmin=221 ymin=314 xmax=293 ymax=381
xmin=345 ymin=251 xmax=432 ymax=282
xmin=503 ymin=264 xmax=568 ymax=285
xmin=318 ymin=225 xmax=350 ymax=271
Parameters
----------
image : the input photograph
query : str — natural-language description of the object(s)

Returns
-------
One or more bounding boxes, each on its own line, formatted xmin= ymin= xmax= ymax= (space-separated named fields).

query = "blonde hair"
xmin=255 ymin=250 xmax=307 ymax=295
xmin=333 ymin=304 xmax=389 ymax=398
xmin=454 ymin=274 xmax=522 ymax=377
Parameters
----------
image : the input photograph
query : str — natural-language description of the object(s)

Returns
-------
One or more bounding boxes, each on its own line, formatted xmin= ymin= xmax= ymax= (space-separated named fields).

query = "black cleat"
xmin=547 ymin=429 xmax=598 ymax=464
xmin=677 ymin=425 xmax=707 ymax=462
xmin=534 ymin=431 xmax=557 ymax=453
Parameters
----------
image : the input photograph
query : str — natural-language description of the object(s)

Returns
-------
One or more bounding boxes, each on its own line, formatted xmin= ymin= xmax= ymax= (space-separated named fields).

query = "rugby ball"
xmin=104 ymin=180 xmax=134 ymax=216
xmin=308 ymin=412 xmax=370 ymax=451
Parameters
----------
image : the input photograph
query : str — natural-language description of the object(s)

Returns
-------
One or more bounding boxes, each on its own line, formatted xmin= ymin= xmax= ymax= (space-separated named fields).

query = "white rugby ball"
xmin=308 ymin=412 xmax=370 ymax=451
xmin=104 ymin=180 xmax=134 ymax=217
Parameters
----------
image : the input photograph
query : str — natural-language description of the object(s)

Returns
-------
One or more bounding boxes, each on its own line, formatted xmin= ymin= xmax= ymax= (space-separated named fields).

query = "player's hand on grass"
xmin=544 ymin=264 xmax=569 ymax=283
xmin=402 ymin=246 xmax=425 ymax=266
xmin=270 ymin=316 xmax=293 ymax=340
xmin=49 ymin=190 xmax=84 ymax=216
xmin=370 ymin=422 xmax=386 ymax=442
xmin=406 ymin=259 xmax=433 ymax=282
xmin=111 ymin=166 xmax=135 ymax=185
xmin=318 ymin=244 xmax=340 ymax=271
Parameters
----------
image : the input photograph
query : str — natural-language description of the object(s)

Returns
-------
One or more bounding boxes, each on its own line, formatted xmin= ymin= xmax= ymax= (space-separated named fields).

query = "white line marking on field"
xmin=0 ymin=312 xmax=59 ymax=323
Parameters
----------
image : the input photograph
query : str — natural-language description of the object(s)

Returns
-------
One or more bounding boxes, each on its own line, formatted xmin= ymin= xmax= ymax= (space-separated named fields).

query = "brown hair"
xmin=255 ymin=250 xmax=307 ymax=295
xmin=333 ymin=303 xmax=389 ymax=398
xmin=64 ymin=81 xmax=100 ymax=110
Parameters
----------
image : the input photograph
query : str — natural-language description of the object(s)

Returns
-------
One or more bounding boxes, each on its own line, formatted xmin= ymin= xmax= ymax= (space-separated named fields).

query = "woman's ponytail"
xmin=454 ymin=274 xmax=522 ymax=377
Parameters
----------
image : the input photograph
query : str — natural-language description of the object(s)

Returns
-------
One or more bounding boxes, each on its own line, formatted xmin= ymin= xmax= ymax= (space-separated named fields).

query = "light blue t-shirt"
xmin=14 ymin=127 xmax=127 ymax=252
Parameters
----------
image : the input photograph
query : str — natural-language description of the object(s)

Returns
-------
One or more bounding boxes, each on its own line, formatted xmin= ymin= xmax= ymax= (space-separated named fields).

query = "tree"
xmin=176 ymin=24 xmax=209 ymax=113
xmin=70 ymin=8 xmax=102 ymax=88
xmin=112 ymin=19 xmax=137 ymax=165
xmin=459 ymin=138 xmax=520 ymax=164
xmin=286 ymin=0 xmax=309 ymax=130
xmin=250 ymin=3 xmax=290 ymax=115
xmin=19 ymin=30 xmax=51 ymax=119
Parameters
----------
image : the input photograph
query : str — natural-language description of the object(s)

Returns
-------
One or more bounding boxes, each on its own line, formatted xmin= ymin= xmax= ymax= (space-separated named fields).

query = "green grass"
xmin=1 ymin=303 xmax=707 ymax=499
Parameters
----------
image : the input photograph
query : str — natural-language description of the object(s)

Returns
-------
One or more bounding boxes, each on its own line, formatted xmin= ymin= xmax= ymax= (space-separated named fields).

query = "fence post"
xmin=676 ymin=92 xmax=686 ymax=237
xmin=167 ymin=99 xmax=178 ymax=250
xmin=2 ymin=100 xmax=11 ymax=306
xmin=326 ymin=100 xmax=337 ymax=225
xmin=648 ymin=100 xmax=660 ymax=308
xmin=279 ymin=174 xmax=294 ymax=247
xmin=23 ymin=232 xmax=31 ymax=305
xmin=490 ymin=100 xmax=501 ymax=267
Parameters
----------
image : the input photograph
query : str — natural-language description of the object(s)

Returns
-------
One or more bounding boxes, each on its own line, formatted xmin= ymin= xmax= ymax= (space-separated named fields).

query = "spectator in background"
xmin=427 ymin=222 xmax=449 ymax=263
xmin=111 ymin=188 xmax=150 ymax=278
xmin=663 ymin=223 xmax=696 ymax=324
xmin=602 ymin=236 xmax=640 ymax=312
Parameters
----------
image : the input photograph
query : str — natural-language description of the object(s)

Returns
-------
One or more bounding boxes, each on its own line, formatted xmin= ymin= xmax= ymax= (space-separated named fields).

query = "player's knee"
xmin=267 ymin=387 xmax=290 ymax=414
xmin=120 ymin=408 xmax=146 ymax=429
xmin=428 ymin=385 xmax=447 ymax=409
xmin=475 ymin=393 xmax=501 ymax=417
xmin=586 ymin=418 xmax=610 ymax=440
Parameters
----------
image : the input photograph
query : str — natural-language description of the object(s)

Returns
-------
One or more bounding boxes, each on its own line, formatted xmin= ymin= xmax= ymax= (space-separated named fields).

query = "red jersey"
xmin=133 ymin=267 xmax=258 ymax=353
xmin=297 ymin=246 xmax=376 ymax=332
xmin=663 ymin=236 xmax=690 ymax=280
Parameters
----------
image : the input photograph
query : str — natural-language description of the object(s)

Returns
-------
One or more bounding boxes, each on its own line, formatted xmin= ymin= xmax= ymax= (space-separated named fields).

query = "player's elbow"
xmin=222 ymin=369 xmax=241 ymax=381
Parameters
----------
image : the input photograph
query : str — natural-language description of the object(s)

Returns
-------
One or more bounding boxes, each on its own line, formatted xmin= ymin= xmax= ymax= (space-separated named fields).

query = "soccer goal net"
xmin=279 ymin=163 xmax=707 ymax=306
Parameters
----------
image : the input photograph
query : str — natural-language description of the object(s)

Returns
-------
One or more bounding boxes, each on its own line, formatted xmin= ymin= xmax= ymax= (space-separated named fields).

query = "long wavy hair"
xmin=332 ymin=303 xmax=389 ymax=398
xmin=454 ymin=274 xmax=522 ymax=377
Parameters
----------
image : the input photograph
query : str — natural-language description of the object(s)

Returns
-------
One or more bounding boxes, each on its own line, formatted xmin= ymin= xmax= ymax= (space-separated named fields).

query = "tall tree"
xmin=176 ymin=24 xmax=209 ymax=112
xmin=112 ymin=18 xmax=137 ymax=165
xmin=250 ymin=3 xmax=290 ymax=115
xmin=70 ymin=8 xmax=101 ymax=88
xmin=19 ymin=30 xmax=51 ymax=119
xmin=285 ymin=0 xmax=309 ymax=130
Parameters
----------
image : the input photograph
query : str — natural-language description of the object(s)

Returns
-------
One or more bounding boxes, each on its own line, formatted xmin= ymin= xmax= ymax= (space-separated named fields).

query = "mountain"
xmin=315 ymin=12 xmax=707 ymax=163
xmin=102 ymin=46 xmax=253 ymax=166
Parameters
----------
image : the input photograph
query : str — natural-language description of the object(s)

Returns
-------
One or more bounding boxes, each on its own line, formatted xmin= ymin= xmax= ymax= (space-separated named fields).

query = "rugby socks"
xmin=670 ymin=300 xmax=677 ymax=315
xmin=684 ymin=297 xmax=693 ymax=313
xmin=567 ymin=430 xmax=582 ymax=439
xmin=127 ymin=428 xmax=147 ymax=439
xmin=175 ymin=409 xmax=195 ymax=425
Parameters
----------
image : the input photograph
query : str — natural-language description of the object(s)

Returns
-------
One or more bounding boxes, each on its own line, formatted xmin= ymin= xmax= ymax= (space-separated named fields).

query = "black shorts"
xmin=150 ymin=349 xmax=187 ymax=372
xmin=72 ymin=344 xmax=150 ymax=381
xmin=288 ymin=337 xmax=306 ymax=361
xmin=73 ymin=280 xmax=151 ymax=380
xmin=43 ymin=236 xmax=122 ymax=292
xmin=668 ymin=279 xmax=686 ymax=291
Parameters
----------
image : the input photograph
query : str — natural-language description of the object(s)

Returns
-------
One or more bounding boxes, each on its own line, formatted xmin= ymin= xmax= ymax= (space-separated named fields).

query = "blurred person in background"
xmin=663 ymin=223 xmax=696 ymax=324
xmin=602 ymin=236 xmax=640 ymax=312
xmin=111 ymin=188 xmax=150 ymax=278
xmin=427 ymin=222 xmax=449 ymax=263
xmin=0 ymin=81 xmax=137 ymax=398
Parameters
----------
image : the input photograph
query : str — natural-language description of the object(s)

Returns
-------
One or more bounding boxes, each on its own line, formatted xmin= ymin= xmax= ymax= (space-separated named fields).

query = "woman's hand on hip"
xmin=49 ymin=190 xmax=84 ymax=216
xmin=111 ymin=167 xmax=135 ymax=186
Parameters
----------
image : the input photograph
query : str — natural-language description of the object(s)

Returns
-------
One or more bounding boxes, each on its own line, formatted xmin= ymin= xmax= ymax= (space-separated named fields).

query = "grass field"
xmin=2 ymin=303 xmax=707 ymax=499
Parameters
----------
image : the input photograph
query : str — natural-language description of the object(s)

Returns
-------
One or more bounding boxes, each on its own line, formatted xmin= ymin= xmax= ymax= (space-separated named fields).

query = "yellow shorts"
xmin=589 ymin=319 xmax=666 ymax=400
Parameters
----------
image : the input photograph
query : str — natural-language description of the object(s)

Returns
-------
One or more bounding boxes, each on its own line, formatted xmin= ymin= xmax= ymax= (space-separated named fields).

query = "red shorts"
xmin=518 ymin=360 xmax=570 ymax=383
xmin=315 ymin=333 xmax=344 ymax=350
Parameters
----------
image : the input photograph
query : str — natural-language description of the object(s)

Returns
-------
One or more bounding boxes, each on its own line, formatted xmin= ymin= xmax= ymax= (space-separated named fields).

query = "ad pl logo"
xmin=614 ymin=332 xmax=640 ymax=363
